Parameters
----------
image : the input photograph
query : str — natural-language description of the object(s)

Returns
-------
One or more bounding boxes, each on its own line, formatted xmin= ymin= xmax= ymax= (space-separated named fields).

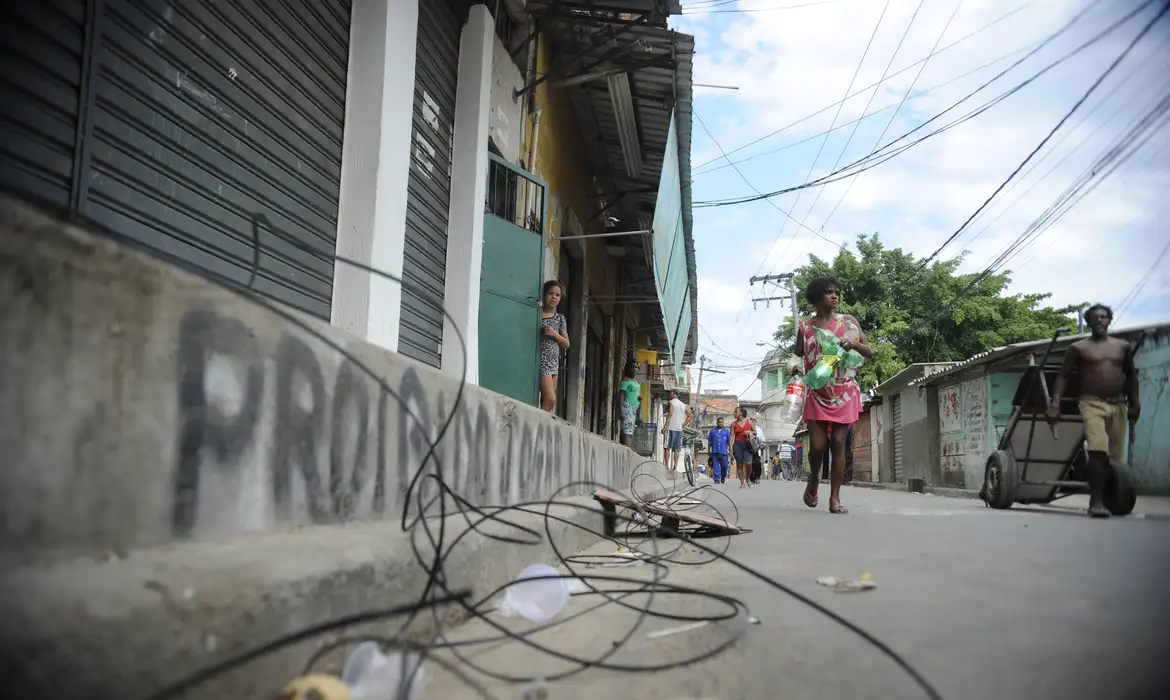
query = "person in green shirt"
xmin=618 ymin=360 xmax=641 ymax=447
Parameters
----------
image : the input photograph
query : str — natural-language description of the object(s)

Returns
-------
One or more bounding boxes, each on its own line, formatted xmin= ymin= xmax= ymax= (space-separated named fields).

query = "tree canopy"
xmin=774 ymin=234 xmax=1082 ymax=390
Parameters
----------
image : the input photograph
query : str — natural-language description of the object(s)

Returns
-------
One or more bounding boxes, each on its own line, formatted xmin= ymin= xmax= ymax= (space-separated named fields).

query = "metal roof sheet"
xmin=908 ymin=323 xmax=1170 ymax=388
xmin=539 ymin=13 xmax=697 ymax=362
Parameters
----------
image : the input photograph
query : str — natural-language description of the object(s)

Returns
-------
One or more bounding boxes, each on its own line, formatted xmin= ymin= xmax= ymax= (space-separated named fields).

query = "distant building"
xmin=756 ymin=348 xmax=799 ymax=459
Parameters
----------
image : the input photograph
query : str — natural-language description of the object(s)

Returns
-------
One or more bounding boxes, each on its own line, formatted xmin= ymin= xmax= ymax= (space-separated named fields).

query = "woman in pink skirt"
xmin=795 ymin=276 xmax=874 ymax=514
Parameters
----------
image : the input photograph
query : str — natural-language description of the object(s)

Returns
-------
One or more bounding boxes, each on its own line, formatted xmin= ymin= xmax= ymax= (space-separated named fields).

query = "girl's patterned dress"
xmin=540 ymin=312 xmax=567 ymax=377
xmin=800 ymin=313 xmax=862 ymax=425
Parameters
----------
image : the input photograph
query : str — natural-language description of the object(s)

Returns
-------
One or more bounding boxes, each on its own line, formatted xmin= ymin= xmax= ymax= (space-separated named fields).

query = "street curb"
xmin=1 ymin=475 xmax=688 ymax=699
xmin=847 ymin=481 xmax=982 ymax=500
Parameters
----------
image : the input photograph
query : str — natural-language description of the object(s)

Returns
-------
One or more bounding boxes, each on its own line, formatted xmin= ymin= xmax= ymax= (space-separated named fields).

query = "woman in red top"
xmin=731 ymin=407 xmax=755 ymax=490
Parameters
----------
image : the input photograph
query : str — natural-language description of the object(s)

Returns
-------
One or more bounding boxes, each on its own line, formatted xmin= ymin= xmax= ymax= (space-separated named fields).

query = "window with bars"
xmin=485 ymin=158 xmax=544 ymax=233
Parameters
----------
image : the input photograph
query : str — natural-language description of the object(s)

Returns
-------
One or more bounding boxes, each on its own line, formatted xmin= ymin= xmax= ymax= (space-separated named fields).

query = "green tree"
xmin=774 ymin=234 xmax=1082 ymax=390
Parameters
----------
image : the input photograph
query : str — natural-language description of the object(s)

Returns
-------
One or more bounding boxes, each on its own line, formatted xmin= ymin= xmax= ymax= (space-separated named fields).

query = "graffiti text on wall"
xmin=171 ymin=307 xmax=619 ymax=537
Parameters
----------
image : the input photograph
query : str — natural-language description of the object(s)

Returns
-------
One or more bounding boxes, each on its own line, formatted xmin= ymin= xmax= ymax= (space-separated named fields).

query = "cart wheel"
xmin=1104 ymin=461 xmax=1137 ymax=516
xmin=983 ymin=450 xmax=1019 ymax=510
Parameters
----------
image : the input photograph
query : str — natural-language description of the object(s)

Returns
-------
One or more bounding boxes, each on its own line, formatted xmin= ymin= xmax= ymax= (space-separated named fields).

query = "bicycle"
xmin=680 ymin=427 xmax=701 ymax=487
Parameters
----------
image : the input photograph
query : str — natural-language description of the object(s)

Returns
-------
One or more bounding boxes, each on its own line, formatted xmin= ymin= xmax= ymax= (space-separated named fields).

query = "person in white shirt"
xmin=779 ymin=441 xmax=795 ymax=480
xmin=661 ymin=389 xmax=694 ymax=472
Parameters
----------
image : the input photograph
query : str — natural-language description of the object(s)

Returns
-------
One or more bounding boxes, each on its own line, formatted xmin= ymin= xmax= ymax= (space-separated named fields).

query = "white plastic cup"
xmin=342 ymin=642 xmax=425 ymax=700
xmin=500 ymin=564 xmax=569 ymax=623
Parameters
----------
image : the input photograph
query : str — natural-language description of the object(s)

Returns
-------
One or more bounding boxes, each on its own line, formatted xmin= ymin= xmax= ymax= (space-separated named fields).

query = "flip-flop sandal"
xmin=803 ymin=485 xmax=819 ymax=509
xmin=830 ymin=504 xmax=849 ymax=514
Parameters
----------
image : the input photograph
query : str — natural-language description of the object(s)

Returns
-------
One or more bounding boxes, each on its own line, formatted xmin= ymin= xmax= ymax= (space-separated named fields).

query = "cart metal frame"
xmin=980 ymin=328 xmax=1140 ymax=515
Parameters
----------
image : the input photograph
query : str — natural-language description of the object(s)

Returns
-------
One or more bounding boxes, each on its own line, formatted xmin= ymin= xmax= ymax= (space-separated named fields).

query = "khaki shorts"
xmin=1078 ymin=399 xmax=1127 ymax=462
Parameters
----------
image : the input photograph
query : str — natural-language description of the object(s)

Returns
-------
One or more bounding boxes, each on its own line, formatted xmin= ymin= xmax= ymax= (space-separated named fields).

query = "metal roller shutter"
xmin=0 ymin=0 xmax=87 ymax=209
xmin=892 ymin=394 xmax=904 ymax=482
xmin=400 ymin=0 xmax=462 ymax=368
xmin=1 ymin=0 xmax=350 ymax=320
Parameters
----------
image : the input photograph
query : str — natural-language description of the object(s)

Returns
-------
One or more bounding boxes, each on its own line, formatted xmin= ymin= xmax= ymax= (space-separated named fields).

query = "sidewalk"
xmin=847 ymin=480 xmax=1170 ymax=518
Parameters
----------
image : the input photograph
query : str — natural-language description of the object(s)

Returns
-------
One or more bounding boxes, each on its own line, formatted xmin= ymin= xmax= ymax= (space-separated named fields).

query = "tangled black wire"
xmin=2 ymin=188 xmax=942 ymax=700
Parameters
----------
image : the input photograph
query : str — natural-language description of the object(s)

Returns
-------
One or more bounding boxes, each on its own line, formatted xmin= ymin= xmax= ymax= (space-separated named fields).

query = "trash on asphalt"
xmin=342 ymin=641 xmax=426 ymax=700
xmin=499 ymin=564 xmax=569 ymax=622
xmin=282 ymin=673 xmax=352 ymax=700
xmin=615 ymin=547 xmax=646 ymax=559
xmin=522 ymin=679 xmax=550 ymax=700
xmin=645 ymin=621 xmax=710 ymax=639
xmin=747 ymin=614 xmax=762 ymax=625
xmin=816 ymin=572 xmax=877 ymax=592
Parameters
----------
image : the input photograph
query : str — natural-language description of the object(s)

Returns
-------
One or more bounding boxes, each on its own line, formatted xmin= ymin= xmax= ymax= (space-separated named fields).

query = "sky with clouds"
xmin=669 ymin=0 xmax=1170 ymax=401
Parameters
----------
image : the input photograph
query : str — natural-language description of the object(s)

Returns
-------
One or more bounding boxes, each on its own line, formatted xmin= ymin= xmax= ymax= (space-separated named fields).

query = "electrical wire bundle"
xmin=691 ymin=0 xmax=1160 ymax=210
xmin=0 ymin=186 xmax=946 ymax=700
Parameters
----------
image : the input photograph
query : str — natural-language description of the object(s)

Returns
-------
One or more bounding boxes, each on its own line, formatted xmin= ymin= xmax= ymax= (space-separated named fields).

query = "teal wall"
xmin=1132 ymin=332 xmax=1170 ymax=493
xmin=987 ymin=371 xmax=1023 ymax=453
xmin=650 ymin=111 xmax=691 ymax=372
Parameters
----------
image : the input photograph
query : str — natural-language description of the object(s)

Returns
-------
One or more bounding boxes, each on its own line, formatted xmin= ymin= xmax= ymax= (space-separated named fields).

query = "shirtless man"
xmin=1046 ymin=304 xmax=1140 ymax=518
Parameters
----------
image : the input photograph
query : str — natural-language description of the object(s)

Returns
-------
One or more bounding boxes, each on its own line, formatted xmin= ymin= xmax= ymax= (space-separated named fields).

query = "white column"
xmin=330 ymin=0 xmax=418 ymax=352
xmin=440 ymin=4 xmax=493 ymax=383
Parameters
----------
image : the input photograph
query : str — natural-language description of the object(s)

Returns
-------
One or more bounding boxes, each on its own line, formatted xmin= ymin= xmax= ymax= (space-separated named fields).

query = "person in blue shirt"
xmin=707 ymin=417 xmax=732 ymax=484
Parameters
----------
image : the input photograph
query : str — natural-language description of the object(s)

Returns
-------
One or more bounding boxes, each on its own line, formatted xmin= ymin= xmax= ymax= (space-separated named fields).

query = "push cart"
xmin=980 ymin=328 xmax=1139 ymax=515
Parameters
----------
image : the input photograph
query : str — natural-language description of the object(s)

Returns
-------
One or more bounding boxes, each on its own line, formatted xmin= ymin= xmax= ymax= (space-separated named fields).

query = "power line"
xmin=917 ymin=89 xmax=1170 ymax=358
xmin=682 ymin=0 xmax=855 ymax=15
xmin=691 ymin=1 xmax=1036 ymax=171
xmin=692 ymin=0 xmax=1137 ymax=210
xmin=818 ymin=0 xmax=965 ymax=234
xmin=722 ymin=0 xmax=894 ymax=348
xmin=693 ymin=44 xmax=1030 ymax=179
xmin=693 ymin=111 xmax=843 ymax=247
xmin=916 ymin=0 xmax=1170 ymax=269
xmin=768 ymin=0 xmax=939 ymax=297
xmin=708 ymin=0 xmax=1134 ymax=351
xmin=773 ymin=0 xmax=919 ymax=275
xmin=1117 ymin=238 xmax=1170 ymax=318
xmin=949 ymin=48 xmax=1170 ymax=263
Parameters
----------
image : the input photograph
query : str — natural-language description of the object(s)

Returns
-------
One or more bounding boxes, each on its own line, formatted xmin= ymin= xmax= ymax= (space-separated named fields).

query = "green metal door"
xmin=479 ymin=155 xmax=547 ymax=405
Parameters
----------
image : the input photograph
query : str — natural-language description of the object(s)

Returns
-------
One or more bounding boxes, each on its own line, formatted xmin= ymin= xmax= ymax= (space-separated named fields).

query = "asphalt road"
xmin=422 ymin=481 xmax=1170 ymax=700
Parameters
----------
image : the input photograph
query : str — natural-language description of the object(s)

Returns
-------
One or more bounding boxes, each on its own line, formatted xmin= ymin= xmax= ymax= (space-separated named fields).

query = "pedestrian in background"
xmin=779 ymin=441 xmax=795 ymax=480
xmin=661 ymin=389 xmax=693 ymax=472
xmin=617 ymin=359 xmax=640 ymax=448
xmin=707 ymin=416 xmax=731 ymax=484
xmin=731 ymin=407 xmax=756 ymax=490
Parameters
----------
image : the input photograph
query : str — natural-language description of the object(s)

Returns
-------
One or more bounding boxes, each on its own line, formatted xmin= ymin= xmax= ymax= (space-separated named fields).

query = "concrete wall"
xmin=488 ymin=32 xmax=524 ymax=163
xmin=0 ymin=198 xmax=643 ymax=566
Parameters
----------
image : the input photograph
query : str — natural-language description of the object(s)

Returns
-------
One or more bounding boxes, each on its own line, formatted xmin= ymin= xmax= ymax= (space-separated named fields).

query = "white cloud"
xmin=675 ymin=0 xmax=1170 ymax=400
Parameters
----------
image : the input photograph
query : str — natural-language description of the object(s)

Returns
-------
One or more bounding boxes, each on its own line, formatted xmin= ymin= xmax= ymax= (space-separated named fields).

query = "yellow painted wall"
xmin=519 ymin=35 xmax=644 ymax=434
xmin=521 ymin=37 xmax=621 ymax=302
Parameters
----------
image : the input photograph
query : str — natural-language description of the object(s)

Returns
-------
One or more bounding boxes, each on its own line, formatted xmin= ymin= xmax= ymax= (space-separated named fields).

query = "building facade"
xmin=0 ymin=0 xmax=697 ymax=435
xmin=756 ymin=348 xmax=798 ymax=459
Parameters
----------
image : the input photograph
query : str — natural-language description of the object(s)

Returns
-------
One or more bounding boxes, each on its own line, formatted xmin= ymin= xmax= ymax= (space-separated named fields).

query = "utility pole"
xmin=692 ymin=355 xmax=724 ymax=420
xmin=749 ymin=273 xmax=800 ymax=345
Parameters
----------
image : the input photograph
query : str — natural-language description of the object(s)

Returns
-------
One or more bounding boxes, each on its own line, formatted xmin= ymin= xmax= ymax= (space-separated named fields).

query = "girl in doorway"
xmin=539 ymin=280 xmax=569 ymax=412
xmin=731 ymin=407 xmax=755 ymax=490
xmin=795 ymin=276 xmax=874 ymax=514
